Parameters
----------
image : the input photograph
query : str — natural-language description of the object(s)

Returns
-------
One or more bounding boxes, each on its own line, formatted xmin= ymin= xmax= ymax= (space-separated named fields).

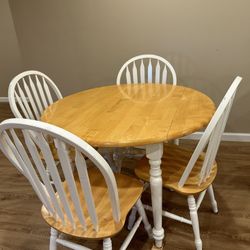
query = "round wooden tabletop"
xmin=41 ymin=84 xmax=215 ymax=147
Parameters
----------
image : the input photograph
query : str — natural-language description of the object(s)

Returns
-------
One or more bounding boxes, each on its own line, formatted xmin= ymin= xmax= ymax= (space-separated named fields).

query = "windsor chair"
xmin=0 ymin=118 xmax=152 ymax=250
xmin=8 ymin=70 xmax=62 ymax=120
xmin=134 ymin=76 xmax=242 ymax=250
xmin=116 ymin=54 xmax=177 ymax=85
xmin=114 ymin=54 xmax=178 ymax=172
xmin=8 ymin=70 xmax=67 ymax=166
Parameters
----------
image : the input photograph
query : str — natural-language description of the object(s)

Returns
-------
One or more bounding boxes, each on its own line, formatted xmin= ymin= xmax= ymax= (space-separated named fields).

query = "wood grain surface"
xmin=42 ymin=167 xmax=143 ymax=239
xmin=41 ymin=84 xmax=215 ymax=147
xmin=135 ymin=144 xmax=217 ymax=195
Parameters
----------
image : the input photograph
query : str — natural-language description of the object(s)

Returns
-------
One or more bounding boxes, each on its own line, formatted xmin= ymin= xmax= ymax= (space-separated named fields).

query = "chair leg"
xmin=127 ymin=181 xmax=150 ymax=230
xmin=127 ymin=206 xmax=138 ymax=230
xmin=188 ymin=195 xmax=202 ymax=250
xmin=103 ymin=238 xmax=112 ymax=250
xmin=136 ymin=199 xmax=152 ymax=238
xmin=49 ymin=227 xmax=58 ymax=250
xmin=207 ymin=185 xmax=218 ymax=213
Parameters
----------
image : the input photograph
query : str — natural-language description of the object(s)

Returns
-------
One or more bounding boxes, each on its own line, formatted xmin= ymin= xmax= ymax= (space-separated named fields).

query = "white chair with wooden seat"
xmin=8 ymin=70 xmax=66 ymax=176
xmin=113 ymin=54 xmax=178 ymax=172
xmin=8 ymin=71 xmax=119 ymax=174
xmin=134 ymin=76 xmax=242 ymax=250
xmin=116 ymin=54 xmax=177 ymax=85
xmin=0 ymin=118 xmax=152 ymax=250
xmin=8 ymin=70 xmax=62 ymax=120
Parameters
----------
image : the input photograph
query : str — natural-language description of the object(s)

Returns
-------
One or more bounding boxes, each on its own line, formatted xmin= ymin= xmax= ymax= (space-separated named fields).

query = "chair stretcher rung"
xmin=120 ymin=216 xmax=142 ymax=250
xmin=56 ymin=238 xmax=91 ymax=250
xmin=143 ymin=204 xmax=192 ymax=225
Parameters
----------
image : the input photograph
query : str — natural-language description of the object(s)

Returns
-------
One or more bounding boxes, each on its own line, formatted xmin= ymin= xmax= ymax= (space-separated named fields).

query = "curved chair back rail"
xmin=0 ymin=118 xmax=120 ymax=232
xmin=116 ymin=54 xmax=177 ymax=85
xmin=8 ymin=70 xmax=62 ymax=120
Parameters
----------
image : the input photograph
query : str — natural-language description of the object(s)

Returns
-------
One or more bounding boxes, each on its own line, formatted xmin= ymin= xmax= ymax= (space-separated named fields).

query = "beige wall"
xmin=4 ymin=0 xmax=250 ymax=132
xmin=0 ymin=0 xmax=22 ymax=97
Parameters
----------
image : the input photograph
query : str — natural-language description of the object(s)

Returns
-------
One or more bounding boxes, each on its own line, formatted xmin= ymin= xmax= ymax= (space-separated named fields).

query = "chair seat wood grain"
xmin=42 ymin=167 xmax=143 ymax=239
xmin=135 ymin=144 xmax=217 ymax=195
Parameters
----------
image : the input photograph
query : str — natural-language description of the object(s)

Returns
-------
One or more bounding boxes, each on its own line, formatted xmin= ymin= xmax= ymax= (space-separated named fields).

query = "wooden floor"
xmin=0 ymin=103 xmax=250 ymax=250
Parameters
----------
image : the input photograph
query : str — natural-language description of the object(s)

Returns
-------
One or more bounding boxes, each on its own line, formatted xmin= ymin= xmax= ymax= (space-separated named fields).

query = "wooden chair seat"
xmin=135 ymin=144 xmax=217 ymax=195
xmin=42 ymin=167 xmax=143 ymax=239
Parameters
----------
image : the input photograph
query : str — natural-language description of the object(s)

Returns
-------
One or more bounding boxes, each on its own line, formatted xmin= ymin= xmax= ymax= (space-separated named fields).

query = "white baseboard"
xmin=0 ymin=97 xmax=8 ymax=102
xmin=182 ymin=132 xmax=250 ymax=142
xmin=1 ymin=96 xmax=250 ymax=142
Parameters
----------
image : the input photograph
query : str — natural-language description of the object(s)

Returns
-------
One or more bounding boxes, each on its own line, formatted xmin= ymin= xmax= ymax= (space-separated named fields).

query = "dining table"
xmin=41 ymin=83 xmax=215 ymax=248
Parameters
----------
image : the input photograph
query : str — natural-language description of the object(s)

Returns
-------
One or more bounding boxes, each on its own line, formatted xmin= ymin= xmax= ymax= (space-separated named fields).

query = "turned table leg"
xmin=146 ymin=143 xmax=164 ymax=248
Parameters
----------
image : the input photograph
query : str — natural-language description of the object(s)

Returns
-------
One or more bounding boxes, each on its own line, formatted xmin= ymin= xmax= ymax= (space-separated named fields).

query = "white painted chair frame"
xmin=0 ymin=118 xmax=152 ymax=250
xmin=116 ymin=54 xmax=177 ymax=85
xmin=8 ymin=70 xmax=62 ymax=120
xmin=8 ymin=70 xmax=63 ymax=182
xmin=131 ymin=76 xmax=242 ymax=250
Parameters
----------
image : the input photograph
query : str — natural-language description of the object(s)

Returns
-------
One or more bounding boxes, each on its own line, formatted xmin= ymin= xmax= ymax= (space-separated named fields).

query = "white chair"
xmin=8 ymin=70 xmax=62 ymax=120
xmin=7 ymin=71 xmax=118 ymax=174
xmin=116 ymin=54 xmax=177 ymax=85
xmin=113 ymin=54 xmax=178 ymax=173
xmin=0 ymin=118 xmax=152 ymax=250
xmin=134 ymin=76 xmax=242 ymax=250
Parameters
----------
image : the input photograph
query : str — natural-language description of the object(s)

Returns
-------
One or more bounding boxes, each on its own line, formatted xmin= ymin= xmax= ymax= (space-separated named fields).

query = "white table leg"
xmin=146 ymin=143 xmax=164 ymax=248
